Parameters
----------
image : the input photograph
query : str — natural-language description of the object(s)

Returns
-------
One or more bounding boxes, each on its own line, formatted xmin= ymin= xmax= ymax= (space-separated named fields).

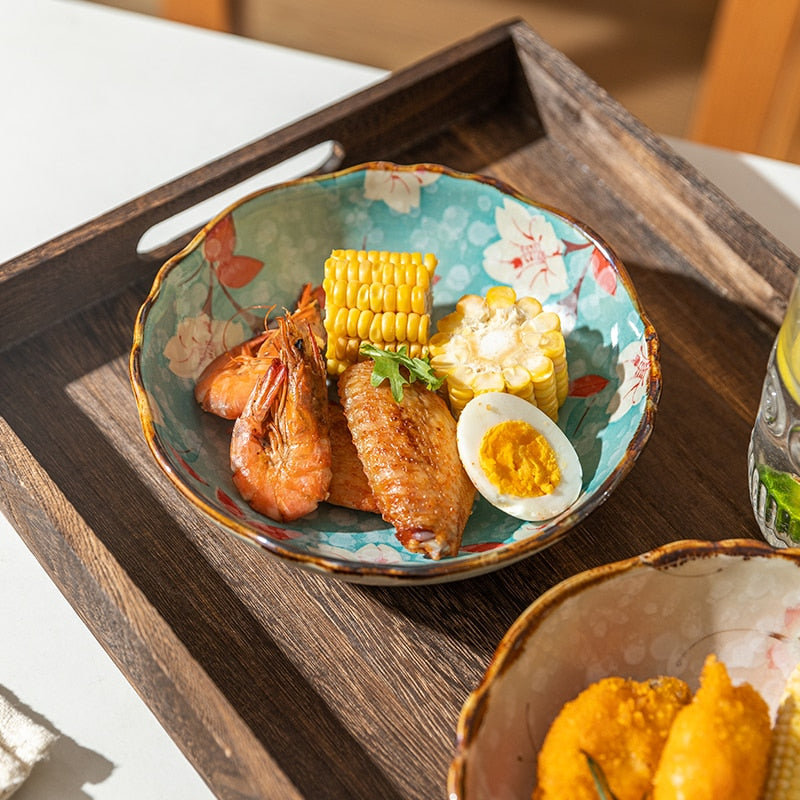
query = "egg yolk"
xmin=478 ymin=419 xmax=561 ymax=498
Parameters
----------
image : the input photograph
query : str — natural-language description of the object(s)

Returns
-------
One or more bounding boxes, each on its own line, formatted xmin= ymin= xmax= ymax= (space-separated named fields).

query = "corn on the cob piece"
xmin=428 ymin=285 xmax=568 ymax=420
xmin=763 ymin=660 xmax=800 ymax=797
xmin=322 ymin=249 xmax=437 ymax=375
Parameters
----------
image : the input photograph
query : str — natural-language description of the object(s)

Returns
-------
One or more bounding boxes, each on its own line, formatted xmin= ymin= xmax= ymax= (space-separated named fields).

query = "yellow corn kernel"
xmin=356 ymin=309 xmax=374 ymax=340
xmin=411 ymin=285 xmax=426 ymax=315
xmin=346 ymin=280 xmax=360 ymax=309
xmin=502 ymin=365 xmax=533 ymax=398
xmin=472 ymin=371 xmax=506 ymax=394
xmin=396 ymin=284 xmax=412 ymax=314
xmin=369 ymin=313 xmax=383 ymax=343
xmin=456 ymin=294 xmax=487 ymax=320
xmin=395 ymin=312 xmax=408 ymax=343
xmin=517 ymin=296 xmax=543 ymax=317
xmin=417 ymin=314 xmax=430 ymax=344
xmin=329 ymin=279 xmax=346 ymax=308
xmin=346 ymin=307 xmax=361 ymax=338
xmin=532 ymin=311 xmax=562 ymax=333
xmin=356 ymin=283 xmax=371 ymax=310
xmin=430 ymin=285 xmax=569 ymax=420
xmin=369 ymin=283 xmax=384 ymax=313
xmin=383 ymin=283 xmax=397 ymax=313
xmin=333 ymin=307 xmax=349 ymax=338
xmin=406 ymin=313 xmax=420 ymax=344
xmin=381 ymin=311 xmax=396 ymax=343
xmin=433 ymin=313 xmax=463 ymax=336
xmin=485 ymin=285 xmax=517 ymax=309
xmin=764 ymin=661 xmax=800 ymax=797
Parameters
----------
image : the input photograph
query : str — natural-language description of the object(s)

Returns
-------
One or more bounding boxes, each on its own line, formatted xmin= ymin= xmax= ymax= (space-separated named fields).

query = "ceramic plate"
xmin=130 ymin=162 xmax=660 ymax=584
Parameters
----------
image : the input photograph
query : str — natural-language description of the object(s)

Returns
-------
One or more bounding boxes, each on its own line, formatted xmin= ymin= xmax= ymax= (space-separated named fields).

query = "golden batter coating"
xmin=652 ymin=655 xmax=772 ymax=800
xmin=533 ymin=675 xmax=691 ymax=800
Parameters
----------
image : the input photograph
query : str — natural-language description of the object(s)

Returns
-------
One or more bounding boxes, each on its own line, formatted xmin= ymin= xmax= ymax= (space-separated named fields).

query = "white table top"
xmin=2 ymin=2 xmax=799 ymax=798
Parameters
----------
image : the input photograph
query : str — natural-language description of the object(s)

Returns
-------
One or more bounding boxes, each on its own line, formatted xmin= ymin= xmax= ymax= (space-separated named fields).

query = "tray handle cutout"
xmin=137 ymin=141 xmax=344 ymax=256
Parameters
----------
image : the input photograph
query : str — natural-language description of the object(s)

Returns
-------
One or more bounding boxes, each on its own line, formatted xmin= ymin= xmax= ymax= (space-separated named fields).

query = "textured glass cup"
xmin=749 ymin=277 xmax=800 ymax=546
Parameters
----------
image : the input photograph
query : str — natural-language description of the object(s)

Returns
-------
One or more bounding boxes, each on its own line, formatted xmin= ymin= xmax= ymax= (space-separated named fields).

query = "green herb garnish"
xmin=360 ymin=342 xmax=444 ymax=402
xmin=582 ymin=751 xmax=619 ymax=800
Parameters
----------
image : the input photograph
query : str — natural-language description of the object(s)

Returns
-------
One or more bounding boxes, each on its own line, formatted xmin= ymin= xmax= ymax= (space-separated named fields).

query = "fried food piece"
xmin=338 ymin=360 xmax=475 ymax=559
xmin=652 ymin=654 xmax=772 ymax=800
xmin=326 ymin=403 xmax=379 ymax=513
xmin=533 ymin=675 xmax=691 ymax=800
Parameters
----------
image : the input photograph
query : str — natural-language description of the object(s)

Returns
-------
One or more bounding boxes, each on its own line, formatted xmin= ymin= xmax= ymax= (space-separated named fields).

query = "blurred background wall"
xmin=88 ymin=0 xmax=800 ymax=163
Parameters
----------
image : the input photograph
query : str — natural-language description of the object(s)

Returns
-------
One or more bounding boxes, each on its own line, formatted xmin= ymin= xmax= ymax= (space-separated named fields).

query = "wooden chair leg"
xmin=688 ymin=0 xmax=800 ymax=160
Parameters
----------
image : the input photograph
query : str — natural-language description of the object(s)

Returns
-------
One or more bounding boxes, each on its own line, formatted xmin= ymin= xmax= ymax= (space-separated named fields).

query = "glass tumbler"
xmin=749 ymin=276 xmax=800 ymax=547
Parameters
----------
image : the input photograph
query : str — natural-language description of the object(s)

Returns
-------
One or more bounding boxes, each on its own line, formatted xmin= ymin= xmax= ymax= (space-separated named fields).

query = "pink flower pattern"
xmin=608 ymin=339 xmax=650 ymax=422
xmin=364 ymin=167 xmax=440 ymax=213
xmin=483 ymin=199 xmax=568 ymax=299
xmin=163 ymin=312 xmax=247 ymax=380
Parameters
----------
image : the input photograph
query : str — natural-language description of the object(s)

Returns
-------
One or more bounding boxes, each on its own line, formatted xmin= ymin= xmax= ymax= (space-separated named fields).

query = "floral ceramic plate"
xmin=130 ymin=162 xmax=660 ymax=585
xmin=448 ymin=539 xmax=800 ymax=799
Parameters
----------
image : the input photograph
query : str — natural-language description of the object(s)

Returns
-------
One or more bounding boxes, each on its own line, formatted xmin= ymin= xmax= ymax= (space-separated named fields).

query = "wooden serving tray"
xmin=1 ymin=20 xmax=797 ymax=799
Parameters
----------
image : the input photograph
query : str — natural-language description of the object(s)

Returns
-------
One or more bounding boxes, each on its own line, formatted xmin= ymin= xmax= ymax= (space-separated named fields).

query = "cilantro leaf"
xmin=360 ymin=342 xmax=444 ymax=402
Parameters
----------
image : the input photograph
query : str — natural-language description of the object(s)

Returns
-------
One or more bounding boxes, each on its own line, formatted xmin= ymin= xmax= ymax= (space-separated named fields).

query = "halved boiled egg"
xmin=456 ymin=392 xmax=582 ymax=521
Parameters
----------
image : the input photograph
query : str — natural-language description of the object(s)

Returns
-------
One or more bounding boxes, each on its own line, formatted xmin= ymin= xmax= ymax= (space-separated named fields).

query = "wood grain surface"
xmin=1 ymin=20 xmax=797 ymax=800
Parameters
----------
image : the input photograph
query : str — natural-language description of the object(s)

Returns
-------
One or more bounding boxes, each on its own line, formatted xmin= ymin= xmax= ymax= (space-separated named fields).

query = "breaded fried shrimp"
xmin=652 ymin=654 xmax=772 ymax=800
xmin=533 ymin=675 xmax=691 ymax=800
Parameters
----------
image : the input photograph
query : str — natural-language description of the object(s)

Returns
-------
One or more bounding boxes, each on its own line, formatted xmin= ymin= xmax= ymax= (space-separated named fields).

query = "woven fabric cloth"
xmin=0 ymin=694 xmax=57 ymax=799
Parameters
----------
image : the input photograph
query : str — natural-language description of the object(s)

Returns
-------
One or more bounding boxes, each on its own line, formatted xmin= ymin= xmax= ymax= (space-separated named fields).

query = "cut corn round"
xmin=764 ymin=660 xmax=800 ymax=798
xmin=323 ymin=249 xmax=437 ymax=374
xmin=428 ymin=285 xmax=569 ymax=420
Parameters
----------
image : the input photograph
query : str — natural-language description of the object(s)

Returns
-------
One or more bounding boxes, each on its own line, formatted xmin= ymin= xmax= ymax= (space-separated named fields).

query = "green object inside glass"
xmin=757 ymin=463 xmax=800 ymax=543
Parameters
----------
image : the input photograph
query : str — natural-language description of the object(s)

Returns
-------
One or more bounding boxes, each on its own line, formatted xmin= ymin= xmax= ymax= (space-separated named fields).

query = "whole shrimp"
xmin=230 ymin=315 xmax=331 ymax=522
xmin=195 ymin=283 xmax=325 ymax=419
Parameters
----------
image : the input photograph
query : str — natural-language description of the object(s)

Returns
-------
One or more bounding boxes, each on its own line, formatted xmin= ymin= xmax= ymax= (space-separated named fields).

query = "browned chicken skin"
xmin=326 ymin=403 xmax=379 ymax=513
xmin=338 ymin=360 xmax=475 ymax=559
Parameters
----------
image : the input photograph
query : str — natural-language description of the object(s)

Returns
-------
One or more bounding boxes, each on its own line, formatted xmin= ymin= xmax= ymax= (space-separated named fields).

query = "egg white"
xmin=456 ymin=392 xmax=583 ymax=521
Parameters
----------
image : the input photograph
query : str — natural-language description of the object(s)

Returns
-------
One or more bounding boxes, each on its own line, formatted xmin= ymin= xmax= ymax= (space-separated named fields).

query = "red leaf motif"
xmin=216 ymin=488 xmax=245 ymax=517
xmin=204 ymin=215 xmax=236 ymax=263
xmin=591 ymin=248 xmax=617 ymax=296
xmin=570 ymin=374 xmax=610 ymax=398
xmin=251 ymin=521 xmax=295 ymax=540
xmin=217 ymin=255 xmax=264 ymax=288
xmin=168 ymin=445 xmax=207 ymax=485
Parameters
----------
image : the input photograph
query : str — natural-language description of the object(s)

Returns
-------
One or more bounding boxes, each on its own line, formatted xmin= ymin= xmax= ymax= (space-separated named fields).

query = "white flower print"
xmin=483 ymin=199 xmax=568 ymax=299
xmin=163 ymin=313 xmax=247 ymax=379
xmin=364 ymin=168 xmax=440 ymax=213
xmin=317 ymin=542 xmax=405 ymax=564
xmin=607 ymin=339 xmax=650 ymax=422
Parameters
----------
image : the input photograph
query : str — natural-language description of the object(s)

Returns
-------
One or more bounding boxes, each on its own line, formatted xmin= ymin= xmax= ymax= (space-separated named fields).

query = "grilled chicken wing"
xmin=338 ymin=360 xmax=475 ymax=559
xmin=326 ymin=403 xmax=379 ymax=513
